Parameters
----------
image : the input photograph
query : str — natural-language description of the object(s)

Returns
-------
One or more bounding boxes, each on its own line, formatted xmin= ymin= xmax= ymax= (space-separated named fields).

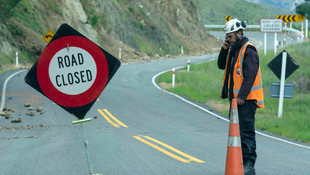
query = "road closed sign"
xmin=36 ymin=35 xmax=109 ymax=108
xmin=25 ymin=24 xmax=120 ymax=120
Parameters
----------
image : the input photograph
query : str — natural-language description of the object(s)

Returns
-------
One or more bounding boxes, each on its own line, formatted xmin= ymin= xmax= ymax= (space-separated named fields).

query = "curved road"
xmin=1 ymin=54 xmax=310 ymax=174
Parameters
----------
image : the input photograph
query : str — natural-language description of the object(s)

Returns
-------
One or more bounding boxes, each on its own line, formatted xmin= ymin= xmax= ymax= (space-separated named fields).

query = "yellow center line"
xmin=103 ymin=109 xmax=128 ymax=128
xmin=143 ymin=136 xmax=205 ymax=163
xmin=133 ymin=135 xmax=205 ymax=163
xmin=133 ymin=136 xmax=190 ymax=163
xmin=97 ymin=109 xmax=119 ymax=127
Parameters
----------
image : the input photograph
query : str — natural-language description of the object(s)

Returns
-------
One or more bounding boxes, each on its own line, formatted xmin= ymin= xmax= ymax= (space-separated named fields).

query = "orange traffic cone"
xmin=225 ymin=99 xmax=244 ymax=175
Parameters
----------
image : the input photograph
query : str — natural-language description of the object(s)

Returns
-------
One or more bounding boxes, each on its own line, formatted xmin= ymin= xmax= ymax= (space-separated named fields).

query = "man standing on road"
xmin=217 ymin=19 xmax=264 ymax=175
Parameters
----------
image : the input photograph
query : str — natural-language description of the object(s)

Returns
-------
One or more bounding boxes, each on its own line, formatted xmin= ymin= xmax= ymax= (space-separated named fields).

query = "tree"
xmin=296 ymin=0 xmax=310 ymax=19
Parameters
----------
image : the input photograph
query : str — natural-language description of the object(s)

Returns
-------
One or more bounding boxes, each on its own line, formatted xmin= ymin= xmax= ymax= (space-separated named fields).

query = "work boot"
xmin=244 ymin=160 xmax=256 ymax=175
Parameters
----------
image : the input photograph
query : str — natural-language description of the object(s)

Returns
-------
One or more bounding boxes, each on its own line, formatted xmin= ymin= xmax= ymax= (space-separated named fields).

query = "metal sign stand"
xmin=264 ymin=33 xmax=267 ymax=56
xmin=72 ymin=118 xmax=101 ymax=175
xmin=278 ymin=52 xmax=287 ymax=118
xmin=274 ymin=32 xmax=278 ymax=55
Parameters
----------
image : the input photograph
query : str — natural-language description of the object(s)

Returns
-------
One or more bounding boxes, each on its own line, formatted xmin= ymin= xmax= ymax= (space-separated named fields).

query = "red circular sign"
xmin=37 ymin=36 xmax=109 ymax=107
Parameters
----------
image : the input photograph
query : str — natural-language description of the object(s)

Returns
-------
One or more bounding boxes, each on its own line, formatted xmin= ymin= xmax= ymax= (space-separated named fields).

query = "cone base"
xmin=225 ymin=147 xmax=244 ymax=175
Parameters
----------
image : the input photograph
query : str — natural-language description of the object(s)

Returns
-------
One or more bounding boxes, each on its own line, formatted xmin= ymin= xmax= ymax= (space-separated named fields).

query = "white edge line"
xmin=0 ymin=70 xmax=27 ymax=113
xmin=151 ymin=60 xmax=310 ymax=150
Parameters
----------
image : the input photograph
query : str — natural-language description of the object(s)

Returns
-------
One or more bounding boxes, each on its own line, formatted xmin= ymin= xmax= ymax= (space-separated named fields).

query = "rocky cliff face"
xmin=0 ymin=0 xmax=220 ymax=64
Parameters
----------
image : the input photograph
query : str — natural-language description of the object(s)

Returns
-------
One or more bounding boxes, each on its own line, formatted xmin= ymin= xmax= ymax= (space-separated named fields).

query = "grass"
xmin=13 ymin=0 xmax=45 ymax=34
xmin=157 ymin=41 xmax=310 ymax=144
xmin=0 ymin=51 xmax=32 ymax=76
xmin=198 ymin=0 xmax=291 ymax=25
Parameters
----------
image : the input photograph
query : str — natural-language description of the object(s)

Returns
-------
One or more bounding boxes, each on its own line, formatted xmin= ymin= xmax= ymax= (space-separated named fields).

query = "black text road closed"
xmin=25 ymin=24 xmax=120 ymax=120
xmin=54 ymin=52 xmax=93 ymax=88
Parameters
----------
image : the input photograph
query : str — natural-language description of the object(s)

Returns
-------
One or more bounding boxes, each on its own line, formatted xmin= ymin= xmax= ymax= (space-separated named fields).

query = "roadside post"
xmin=302 ymin=22 xmax=304 ymax=38
xmin=306 ymin=14 xmax=308 ymax=38
xmin=15 ymin=52 xmax=19 ymax=67
xmin=172 ymin=68 xmax=175 ymax=88
xmin=25 ymin=23 xmax=121 ymax=174
xmin=268 ymin=50 xmax=299 ymax=118
xmin=260 ymin=19 xmax=282 ymax=55
xmin=187 ymin=60 xmax=190 ymax=72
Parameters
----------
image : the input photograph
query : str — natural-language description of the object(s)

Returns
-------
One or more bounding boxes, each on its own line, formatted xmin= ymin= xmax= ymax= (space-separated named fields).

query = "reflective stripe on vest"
xmin=257 ymin=99 xmax=264 ymax=105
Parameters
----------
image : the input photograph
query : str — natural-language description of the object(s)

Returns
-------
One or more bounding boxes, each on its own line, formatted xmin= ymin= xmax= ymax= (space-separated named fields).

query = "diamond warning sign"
xmin=25 ymin=24 xmax=121 ymax=120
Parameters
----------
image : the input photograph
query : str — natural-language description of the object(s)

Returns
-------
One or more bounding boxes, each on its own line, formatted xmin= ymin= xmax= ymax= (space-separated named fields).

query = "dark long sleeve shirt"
xmin=218 ymin=36 xmax=259 ymax=100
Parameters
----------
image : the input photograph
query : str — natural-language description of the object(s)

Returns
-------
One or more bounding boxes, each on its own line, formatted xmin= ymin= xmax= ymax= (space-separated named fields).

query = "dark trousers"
xmin=229 ymin=100 xmax=257 ymax=164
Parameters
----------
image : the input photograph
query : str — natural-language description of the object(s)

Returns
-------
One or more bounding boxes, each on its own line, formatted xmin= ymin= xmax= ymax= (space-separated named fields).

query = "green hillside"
xmin=198 ymin=0 xmax=291 ymax=25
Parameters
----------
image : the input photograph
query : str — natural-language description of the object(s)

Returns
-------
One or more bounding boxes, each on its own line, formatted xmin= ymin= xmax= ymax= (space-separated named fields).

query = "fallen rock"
xmin=26 ymin=112 xmax=36 ymax=116
xmin=134 ymin=51 xmax=141 ymax=56
xmin=27 ymin=135 xmax=38 ymax=139
xmin=5 ymin=113 xmax=11 ymax=119
xmin=24 ymin=103 xmax=31 ymax=107
xmin=11 ymin=118 xmax=22 ymax=123
xmin=0 ymin=112 xmax=5 ymax=116
xmin=36 ymin=107 xmax=43 ymax=112
xmin=8 ymin=108 xmax=15 ymax=112
xmin=28 ymin=107 xmax=35 ymax=111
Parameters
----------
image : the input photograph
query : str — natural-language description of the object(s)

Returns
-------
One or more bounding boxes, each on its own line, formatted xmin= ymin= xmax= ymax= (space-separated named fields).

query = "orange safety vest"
xmin=222 ymin=42 xmax=264 ymax=108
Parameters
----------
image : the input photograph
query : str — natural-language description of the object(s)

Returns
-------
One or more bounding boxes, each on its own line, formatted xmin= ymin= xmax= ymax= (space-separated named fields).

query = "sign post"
xmin=260 ymin=19 xmax=282 ymax=55
xmin=274 ymin=32 xmax=277 ymax=55
xmin=264 ymin=33 xmax=267 ymax=56
xmin=268 ymin=50 xmax=299 ymax=118
xmin=278 ymin=51 xmax=287 ymax=118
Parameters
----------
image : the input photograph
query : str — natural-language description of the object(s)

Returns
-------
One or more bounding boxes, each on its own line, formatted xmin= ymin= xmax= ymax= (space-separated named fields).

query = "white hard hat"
xmin=224 ymin=19 xmax=247 ymax=34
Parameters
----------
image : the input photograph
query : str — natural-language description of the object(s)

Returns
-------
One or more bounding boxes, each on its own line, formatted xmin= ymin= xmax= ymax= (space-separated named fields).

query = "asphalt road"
xmin=1 ymin=54 xmax=310 ymax=174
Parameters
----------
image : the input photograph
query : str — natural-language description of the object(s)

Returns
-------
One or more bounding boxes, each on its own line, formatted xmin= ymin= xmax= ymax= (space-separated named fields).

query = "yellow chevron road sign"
xmin=226 ymin=16 xmax=231 ymax=22
xmin=276 ymin=15 xmax=305 ymax=22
